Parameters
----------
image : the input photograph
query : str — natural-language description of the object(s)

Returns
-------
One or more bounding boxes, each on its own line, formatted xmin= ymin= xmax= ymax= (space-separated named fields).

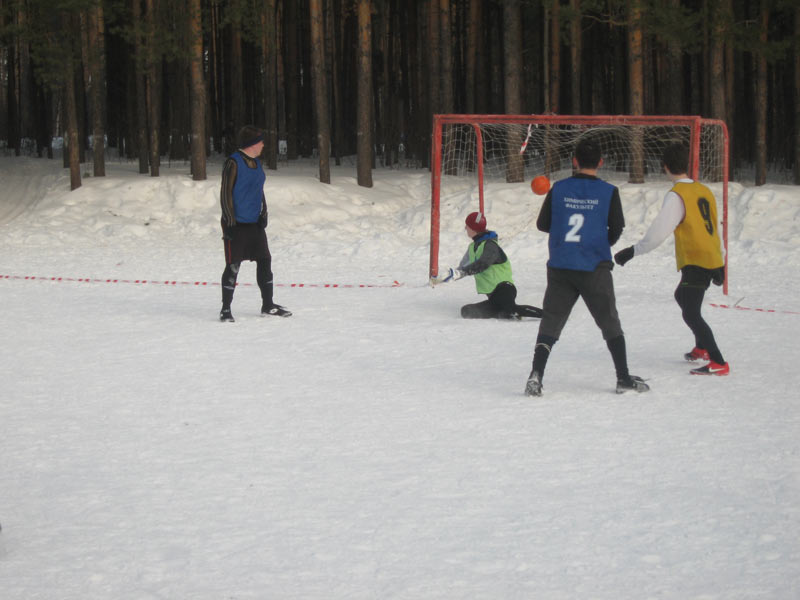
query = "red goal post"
xmin=430 ymin=114 xmax=729 ymax=295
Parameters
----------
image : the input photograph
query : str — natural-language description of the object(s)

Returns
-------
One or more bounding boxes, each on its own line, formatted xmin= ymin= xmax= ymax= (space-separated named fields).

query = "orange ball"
xmin=531 ymin=175 xmax=550 ymax=195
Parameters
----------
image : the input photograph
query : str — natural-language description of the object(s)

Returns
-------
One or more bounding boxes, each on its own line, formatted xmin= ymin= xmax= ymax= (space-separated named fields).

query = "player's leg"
xmin=460 ymin=298 xmax=496 ymax=318
xmin=525 ymin=268 xmax=579 ymax=396
xmin=675 ymin=268 xmax=726 ymax=371
xmin=581 ymin=266 xmax=648 ymax=392
xmin=220 ymin=261 xmax=240 ymax=321
xmin=488 ymin=281 xmax=519 ymax=318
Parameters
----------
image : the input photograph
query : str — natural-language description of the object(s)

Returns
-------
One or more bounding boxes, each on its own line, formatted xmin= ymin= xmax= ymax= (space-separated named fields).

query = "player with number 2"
xmin=524 ymin=138 xmax=649 ymax=397
xmin=614 ymin=142 xmax=729 ymax=376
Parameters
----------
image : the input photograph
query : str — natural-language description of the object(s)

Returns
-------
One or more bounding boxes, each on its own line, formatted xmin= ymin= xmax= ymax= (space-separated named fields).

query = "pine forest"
xmin=0 ymin=0 xmax=798 ymax=190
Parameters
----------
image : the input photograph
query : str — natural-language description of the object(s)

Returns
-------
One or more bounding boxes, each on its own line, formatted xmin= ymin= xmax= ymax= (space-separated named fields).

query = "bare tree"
xmin=144 ymin=0 xmax=160 ymax=176
xmin=262 ymin=0 xmax=278 ymax=170
xmin=503 ymin=0 xmax=524 ymax=182
xmin=356 ymin=0 xmax=373 ymax=187
xmin=309 ymin=0 xmax=331 ymax=183
xmin=627 ymin=0 xmax=645 ymax=183
xmin=569 ymin=0 xmax=581 ymax=113
xmin=755 ymin=1 xmax=768 ymax=186
xmin=465 ymin=0 xmax=481 ymax=113
xmin=439 ymin=0 xmax=453 ymax=114
xmin=62 ymin=12 xmax=81 ymax=190
xmin=795 ymin=4 xmax=800 ymax=184
xmin=549 ymin=0 xmax=560 ymax=113
xmin=87 ymin=1 xmax=106 ymax=177
xmin=188 ymin=0 xmax=206 ymax=180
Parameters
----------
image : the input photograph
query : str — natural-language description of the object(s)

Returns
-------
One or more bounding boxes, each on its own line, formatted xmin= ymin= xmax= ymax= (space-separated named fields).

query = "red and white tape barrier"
xmin=1 ymin=274 xmax=403 ymax=289
xmin=708 ymin=303 xmax=800 ymax=316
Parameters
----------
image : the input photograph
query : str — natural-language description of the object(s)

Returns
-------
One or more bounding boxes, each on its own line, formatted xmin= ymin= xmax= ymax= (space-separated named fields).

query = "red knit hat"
xmin=465 ymin=211 xmax=487 ymax=232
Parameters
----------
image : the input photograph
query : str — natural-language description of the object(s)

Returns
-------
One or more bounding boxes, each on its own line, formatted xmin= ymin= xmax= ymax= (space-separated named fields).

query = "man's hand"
xmin=711 ymin=267 xmax=725 ymax=286
xmin=222 ymin=224 xmax=234 ymax=240
xmin=614 ymin=246 xmax=635 ymax=266
xmin=430 ymin=267 xmax=463 ymax=286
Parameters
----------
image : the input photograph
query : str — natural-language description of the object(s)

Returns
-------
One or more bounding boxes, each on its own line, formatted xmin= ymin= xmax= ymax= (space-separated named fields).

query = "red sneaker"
xmin=690 ymin=361 xmax=730 ymax=376
xmin=684 ymin=347 xmax=710 ymax=361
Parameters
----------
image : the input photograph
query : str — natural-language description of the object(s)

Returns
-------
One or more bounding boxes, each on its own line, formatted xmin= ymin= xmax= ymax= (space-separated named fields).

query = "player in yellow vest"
xmin=614 ymin=143 xmax=729 ymax=375
xmin=430 ymin=212 xmax=542 ymax=320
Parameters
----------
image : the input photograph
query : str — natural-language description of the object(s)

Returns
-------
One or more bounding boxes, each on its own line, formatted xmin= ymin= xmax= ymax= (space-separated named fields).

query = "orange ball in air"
xmin=531 ymin=175 xmax=550 ymax=195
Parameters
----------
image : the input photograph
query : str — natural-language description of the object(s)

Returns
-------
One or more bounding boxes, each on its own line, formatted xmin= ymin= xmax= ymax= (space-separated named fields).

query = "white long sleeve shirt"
xmin=632 ymin=178 xmax=692 ymax=256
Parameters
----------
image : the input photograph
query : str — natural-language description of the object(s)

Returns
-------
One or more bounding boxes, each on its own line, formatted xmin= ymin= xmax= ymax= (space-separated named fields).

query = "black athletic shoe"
xmin=616 ymin=375 xmax=650 ymax=394
xmin=219 ymin=308 xmax=235 ymax=322
xmin=524 ymin=371 xmax=543 ymax=397
xmin=261 ymin=303 xmax=292 ymax=318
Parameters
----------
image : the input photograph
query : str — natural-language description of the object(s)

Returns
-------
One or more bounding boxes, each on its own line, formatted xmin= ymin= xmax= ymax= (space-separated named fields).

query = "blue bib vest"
xmin=547 ymin=177 xmax=615 ymax=271
xmin=231 ymin=152 xmax=266 ymax=223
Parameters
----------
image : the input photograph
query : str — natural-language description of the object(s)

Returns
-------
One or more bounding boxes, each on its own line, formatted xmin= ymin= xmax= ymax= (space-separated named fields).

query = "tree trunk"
xmin=132 ymin=0 xmax=149 ymax=174
xmin=230 ymin=25 xmax=244 ymax=131
xmin=356 ymin=0 xmax=373 ymax=187
xmin=569 ymin=0 xmax=581 ymax=113
xmin=754 ymin=3 xmax=768 ymax=186
xmin=62 ymin=13 xmax=81 ymax=191
xmin=794 ymin=5 xmax=800 ymax=184
xmin=503 ymin=0 xmax=524 ymax=182
xmin=708 ymin=0 xmax=729 ymax=181
xmin=284 ymin=0 xmax=299 ymax=160
xmin=87 ymin=3 xmax=106 ymax=177
xmin=262 ymin=0 xmax=278 ymax=170
xmin=465 ymin=0 xmax=481 ymax=113
xmin=145 ymin=0 xmax=160 ymax=177
xmin=661 ymin=0 xmax=682 ymax=114
xmin=709 ymin=0 xmax=727 ymax=123
xmin=427 ymin=0 xmax=441 ymax=117
xmin=549 ymin=0 xmax=560 ymax=113
xmin=188 ymin=0 xmax=206 ymax=180
xmin=627 ymin=0 xmax=645 ymax=183
xmin=439 ymin=0 xmax=453 ymax=114
xmin=309 ymin=0 xmax=331 ymax=183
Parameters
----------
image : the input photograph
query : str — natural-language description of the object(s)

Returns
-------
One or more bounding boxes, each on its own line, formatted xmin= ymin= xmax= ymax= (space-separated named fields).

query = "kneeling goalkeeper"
xmin=431 ymin=212 xmax=542 ymax=320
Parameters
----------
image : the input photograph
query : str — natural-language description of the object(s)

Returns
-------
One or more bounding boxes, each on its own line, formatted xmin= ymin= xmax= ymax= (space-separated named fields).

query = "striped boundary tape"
xmin=3 ymin=275 xmax=798 ymax=313
xmin=0 ymin=274 xmax=403 ymax=289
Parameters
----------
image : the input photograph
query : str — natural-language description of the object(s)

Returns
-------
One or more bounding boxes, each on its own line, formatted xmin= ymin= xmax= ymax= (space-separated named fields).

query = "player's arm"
xmin=633 ymin=191 xmax=685 ymax=256
xmin=536 ymin=190 xmax=553 ymax=233
xmin=459 ymin=240 xmax=504 ymax=277
xmin=607 ymin=188 xmax=625 ymax=246
xmin=220 ymin=158 xmax=238 ymax=227
xmin=615 ymin=191 xmax=684 ymax=266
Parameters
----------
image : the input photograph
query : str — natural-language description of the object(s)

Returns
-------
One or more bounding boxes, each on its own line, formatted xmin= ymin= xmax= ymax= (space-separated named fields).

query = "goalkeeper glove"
xmin=614 ymin=246 xmax=635 ymax=266
xmin=430 ymin=267 xmax=464 ymax=286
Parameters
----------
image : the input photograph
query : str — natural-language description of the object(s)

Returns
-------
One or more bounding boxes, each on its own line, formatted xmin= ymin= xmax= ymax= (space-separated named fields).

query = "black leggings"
xmin=221 ymin=258 xmax=273 ymax=309
xmin=675 ymin=266 xmax=724 ymax=364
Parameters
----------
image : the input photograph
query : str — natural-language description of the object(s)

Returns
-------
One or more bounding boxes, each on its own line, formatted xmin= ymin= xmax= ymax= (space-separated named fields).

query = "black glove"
xmin=614 ymin=246 xmax=634 ymax=266
xmin=257 ymin=213 xmax=268 ymax=228
xmin=711 ymin=267 xmax=725 ymax=286
xmin=222 ymin=223 xmax=234 ymax=240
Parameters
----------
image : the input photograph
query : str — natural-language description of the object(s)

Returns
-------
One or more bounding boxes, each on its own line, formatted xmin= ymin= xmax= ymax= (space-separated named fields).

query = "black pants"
xmin=538 ymin=264 xmax=623 ymax=340
xmin=461 ymin=282 xmax=542 ymax=319
xmin=530 ymin=265 xmax=629 ymax=380
xmin=675 ymin=266 xmax=725 ymax=364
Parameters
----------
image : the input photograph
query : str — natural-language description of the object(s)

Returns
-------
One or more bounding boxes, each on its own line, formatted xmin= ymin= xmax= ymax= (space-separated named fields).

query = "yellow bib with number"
xmin=672 ymin=181 xmax=724 ymax=271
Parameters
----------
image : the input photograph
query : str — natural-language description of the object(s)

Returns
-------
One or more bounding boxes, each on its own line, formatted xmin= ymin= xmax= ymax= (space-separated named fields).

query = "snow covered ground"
xmin=1 ymin=153 xmax=799 ymax=599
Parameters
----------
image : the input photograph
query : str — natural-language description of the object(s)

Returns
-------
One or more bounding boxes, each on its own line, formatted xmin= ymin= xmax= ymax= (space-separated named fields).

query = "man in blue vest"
xmin=431 ymin=211 xmax=542 ymax=320
xmin=525 ymin=138 xmax=648 ymax=396
xmin=219 ymin=125 xmax=291 ymax=322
